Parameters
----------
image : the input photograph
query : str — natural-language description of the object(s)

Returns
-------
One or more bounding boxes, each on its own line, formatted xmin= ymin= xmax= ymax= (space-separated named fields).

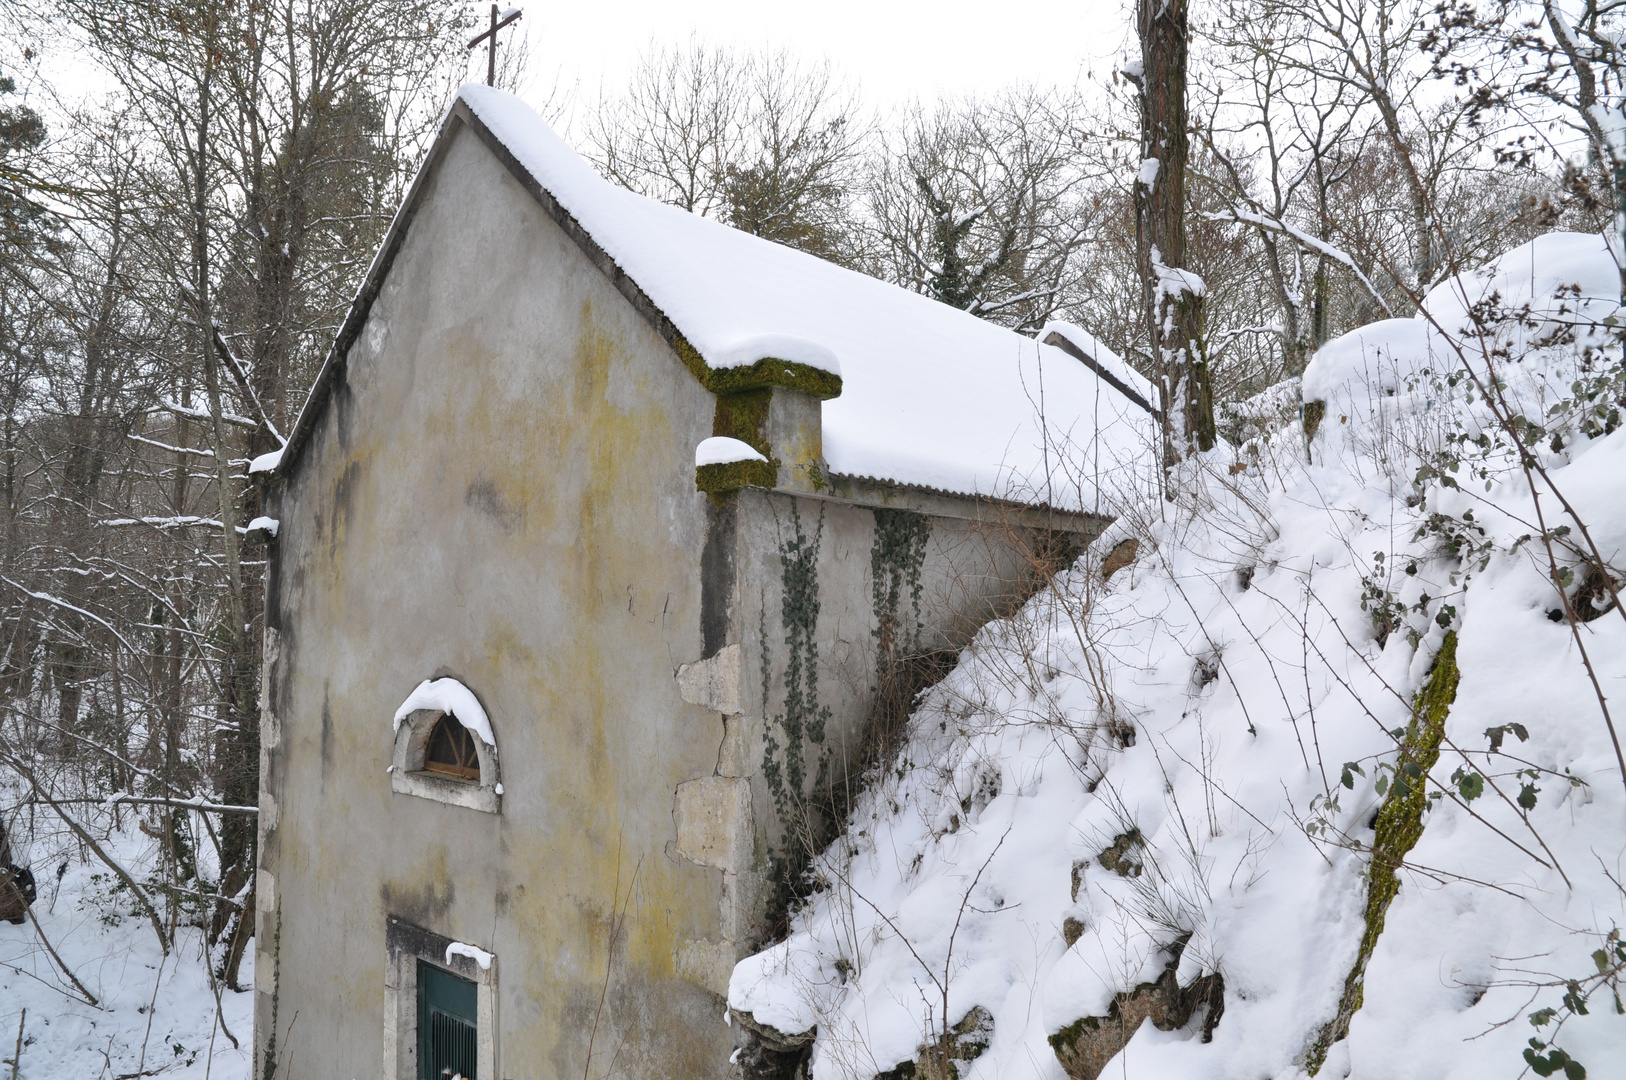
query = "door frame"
xmin=384 ymin=916 xmax=498 ymax=1080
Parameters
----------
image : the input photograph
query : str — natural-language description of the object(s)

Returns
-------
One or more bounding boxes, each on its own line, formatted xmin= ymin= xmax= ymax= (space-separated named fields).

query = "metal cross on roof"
xmin=468 ymin=4 xmax=522 ymax=88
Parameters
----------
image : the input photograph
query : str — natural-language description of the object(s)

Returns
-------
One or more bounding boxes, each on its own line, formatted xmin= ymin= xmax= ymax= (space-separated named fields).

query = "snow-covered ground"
xmin=730 ymin=232 xmax=1626 ymax=1079
xmin=1 ymin=824 xmax=252 ymax=1080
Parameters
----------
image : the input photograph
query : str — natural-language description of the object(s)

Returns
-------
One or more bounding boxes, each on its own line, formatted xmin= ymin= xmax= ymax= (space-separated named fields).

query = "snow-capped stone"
xmin=695 ymin=437 xmax=769 ymax=468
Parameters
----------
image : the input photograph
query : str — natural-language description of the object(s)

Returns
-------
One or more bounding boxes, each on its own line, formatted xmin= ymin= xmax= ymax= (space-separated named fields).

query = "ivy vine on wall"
xmin=870 ymin=507 xmax=931 ymax=673
xmin=761 ymin=504 xmax=832 ymax=826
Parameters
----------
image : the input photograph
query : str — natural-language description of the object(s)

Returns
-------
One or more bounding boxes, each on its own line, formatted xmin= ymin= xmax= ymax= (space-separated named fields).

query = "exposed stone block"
xmin=674 ymin=775 xmax=752 ymax=873
xmin=676 ymin=936 xmax=737 ymax=998
xmin=717 ymin=713 xmax=758 ymax=777
xmin=677 ymin=643 xmax=743 ymax=716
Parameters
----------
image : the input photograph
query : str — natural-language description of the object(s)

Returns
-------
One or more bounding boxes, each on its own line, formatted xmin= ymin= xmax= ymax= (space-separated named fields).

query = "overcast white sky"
xmin=10 ymin=1 xmax=1132 ymax=148
xmin=494 ymin=0 xmax=1133 ymax=121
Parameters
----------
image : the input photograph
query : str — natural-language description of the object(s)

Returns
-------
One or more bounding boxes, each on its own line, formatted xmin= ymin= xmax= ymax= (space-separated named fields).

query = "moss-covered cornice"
xmin=696 ymin=458 xmax=777 ymax=495
xmin=671 ymin=335 xmax=843 ymax=399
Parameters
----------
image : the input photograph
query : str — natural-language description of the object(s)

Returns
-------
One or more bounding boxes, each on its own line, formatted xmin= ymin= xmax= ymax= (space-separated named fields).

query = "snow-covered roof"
xmin=276 ymin=85 xmax=1156 ymax=511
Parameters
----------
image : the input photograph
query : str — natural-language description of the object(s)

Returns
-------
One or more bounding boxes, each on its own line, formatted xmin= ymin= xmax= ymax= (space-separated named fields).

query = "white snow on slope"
xmin=1421 ymin=230 xmax=1620 ymax=344
xmin=393 ymin=677 xmax=494 ymax=746
xmin=730 ymin=233 xmax=1626 ymax=1079
xmin=0 ymin=829 xmax=252 ymax=1080
xmin=456 ymin=85 xmax=1156 ymax=510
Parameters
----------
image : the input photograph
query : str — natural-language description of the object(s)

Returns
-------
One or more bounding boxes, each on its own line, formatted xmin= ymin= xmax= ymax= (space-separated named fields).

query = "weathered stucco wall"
xmin=256 ymin=112 xmax=1104 ymax=1080
xmin=257 ymin=119 xmax=731 ymax=1079
xmin=677 ymin=486 xmax=1095 ymax=964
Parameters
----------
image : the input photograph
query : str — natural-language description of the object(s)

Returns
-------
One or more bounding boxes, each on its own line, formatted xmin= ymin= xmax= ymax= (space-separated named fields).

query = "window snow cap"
xmin=393 ymin=678 xmax=494 ymax=746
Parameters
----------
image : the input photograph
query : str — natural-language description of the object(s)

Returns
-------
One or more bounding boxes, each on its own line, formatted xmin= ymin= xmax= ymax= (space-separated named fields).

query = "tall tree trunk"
xmin=185 ymin=43 xmax=259 ymax=988
xmin=1135 ymin=0 xmax=1216 ymax=461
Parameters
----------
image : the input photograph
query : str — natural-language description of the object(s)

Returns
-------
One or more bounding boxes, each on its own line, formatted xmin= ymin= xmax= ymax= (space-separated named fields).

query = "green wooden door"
xmin=417 ymin=960 xmax=477 ymax=1080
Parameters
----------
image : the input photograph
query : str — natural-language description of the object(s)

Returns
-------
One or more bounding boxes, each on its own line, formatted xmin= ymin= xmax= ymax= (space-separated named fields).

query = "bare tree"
xmin=0 ymin=0 xmax=468 ymax=990
xmin=865 ymin=88 xmax=1107 ymax=330
xmin=1426 ymin=0 xmax=1626 ymax=298
xmin=588 ymin=41 xmax=866 ymax=262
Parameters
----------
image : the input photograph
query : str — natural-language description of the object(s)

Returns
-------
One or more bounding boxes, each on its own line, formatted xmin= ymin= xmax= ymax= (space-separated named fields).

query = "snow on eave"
xmin=1039 ymin=322 xmax=1160 ymax=418
xmin=248 ymin=448 xmax=283 ymax=475
xmin=696 ymin=436 xmax=769 ymax=467
xmin=712 ymin=332 xmax=841 ymax=377
xmin=824 ymin=471 xmax=1109 ymax=527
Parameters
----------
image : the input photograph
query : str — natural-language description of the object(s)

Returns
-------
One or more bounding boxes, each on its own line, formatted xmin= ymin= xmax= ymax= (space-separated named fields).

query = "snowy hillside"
xmin=728 ymin=232 xmax=1626 ymax=1080
xmin=0 ymin=823 xmax=252 ymax=1080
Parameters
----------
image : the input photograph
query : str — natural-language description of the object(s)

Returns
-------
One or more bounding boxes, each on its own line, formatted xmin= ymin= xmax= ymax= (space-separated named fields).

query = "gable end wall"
xmin=256 ymin=119 xmax=736 ymax=1080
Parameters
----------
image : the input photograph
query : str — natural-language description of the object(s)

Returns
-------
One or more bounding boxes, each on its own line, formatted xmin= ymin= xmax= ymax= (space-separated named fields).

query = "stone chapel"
xmin=249 ymin=84 xmax=1155 ymax=1080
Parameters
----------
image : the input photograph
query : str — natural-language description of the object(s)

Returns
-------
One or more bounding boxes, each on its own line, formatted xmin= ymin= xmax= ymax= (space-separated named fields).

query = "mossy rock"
xmin=1098 ymin=829 xmax=1144 ymax=878
xmin=732 ymin=1009 xmax=814 ymax=1080
xmin=873 ymin=1006 xmax=994 ymax=1080
xmin=1049 ymin=938 xmax=1224 ymax=1080
xmin=1100 ymin=538 xmax=1139 ymax=581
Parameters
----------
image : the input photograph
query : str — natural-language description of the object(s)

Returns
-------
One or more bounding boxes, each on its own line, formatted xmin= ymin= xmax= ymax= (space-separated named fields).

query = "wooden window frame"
xmin=422 ymin=716 xmax=482 ymax=782
xmin=391 ymin=707 xmax=501 ymax=814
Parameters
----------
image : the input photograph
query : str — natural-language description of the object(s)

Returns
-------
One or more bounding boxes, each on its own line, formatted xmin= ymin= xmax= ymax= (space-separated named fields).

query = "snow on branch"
xmin=99 ymin=793 xmax=259 ymax=814
xmin=0 ymin=576 xmax=138 ymax=654
xmin=156 ymin=399 xmax=259 ymax=430
xmin=126 ymin=433 xmax=218 ymax=458
xmin=98 ymin=515 xmax=263 ymax=539
xmin=1206 ymin=207 xmax=1393 ymax=316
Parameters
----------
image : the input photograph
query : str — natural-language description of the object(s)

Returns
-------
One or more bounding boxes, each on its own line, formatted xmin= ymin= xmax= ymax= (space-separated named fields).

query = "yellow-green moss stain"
xmin=697 ymin=459 xmax=776 ymax=494
xmin=1304 ymin=632 xmax=1460 ymax=1074
xmin=530 ymin=301 xmax=703 ymax=973
xmin=780 ymin=421 xmax=828 ymax=492
xmin=358 ymin=296 xmax=712 ymax=1067
xmin=712 ymin=388 xmax=773 ymax=455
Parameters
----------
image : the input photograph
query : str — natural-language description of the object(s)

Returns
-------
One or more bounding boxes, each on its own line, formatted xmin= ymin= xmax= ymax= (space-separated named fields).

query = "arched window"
xmin=422 ymin=715 xmax=480 ymax=782
xmin=391 ymin=677 xmax=501 ymax=813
